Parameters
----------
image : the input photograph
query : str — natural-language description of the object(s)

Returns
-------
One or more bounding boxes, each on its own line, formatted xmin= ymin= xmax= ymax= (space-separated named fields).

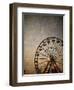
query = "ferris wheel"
xmin=34 ymin=37 xmax=63 ymax=74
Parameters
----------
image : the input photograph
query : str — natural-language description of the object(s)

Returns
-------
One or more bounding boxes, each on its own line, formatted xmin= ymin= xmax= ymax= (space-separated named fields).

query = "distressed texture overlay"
xmin=22 ymin=13 xmax=63 ymax=74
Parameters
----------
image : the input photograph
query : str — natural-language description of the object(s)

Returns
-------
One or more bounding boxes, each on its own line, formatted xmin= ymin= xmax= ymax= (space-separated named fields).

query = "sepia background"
xmin=23 ymin=13 xmax=63 ymax=74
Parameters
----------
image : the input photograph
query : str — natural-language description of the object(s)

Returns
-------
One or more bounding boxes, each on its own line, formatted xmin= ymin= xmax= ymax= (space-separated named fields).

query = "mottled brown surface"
xmin=23 ymin=14 xmax=63 ymax=74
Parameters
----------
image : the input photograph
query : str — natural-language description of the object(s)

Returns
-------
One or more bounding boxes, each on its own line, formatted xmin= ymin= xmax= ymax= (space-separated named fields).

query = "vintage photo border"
xmin=9 ymin=3 xmax=72 ymax=86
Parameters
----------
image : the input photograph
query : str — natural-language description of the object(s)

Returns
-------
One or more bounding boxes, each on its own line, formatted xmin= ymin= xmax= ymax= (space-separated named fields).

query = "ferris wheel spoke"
xmin=39 ymin=52 xmax=48 ymax=57
xmin=41 ymin=47 xmax=50 ymax=57
xmin=38 ymin=60 xmax=48 ymax=65
xmin=42 ymin=48 xmax=48 ymax=53
xmin=43 ymin=61 xmax=50 ymax=73
xmin=38 ymin=57 xmax=47 ymax=60
xmin=38 ymin=47 xmax=49 ymax=57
